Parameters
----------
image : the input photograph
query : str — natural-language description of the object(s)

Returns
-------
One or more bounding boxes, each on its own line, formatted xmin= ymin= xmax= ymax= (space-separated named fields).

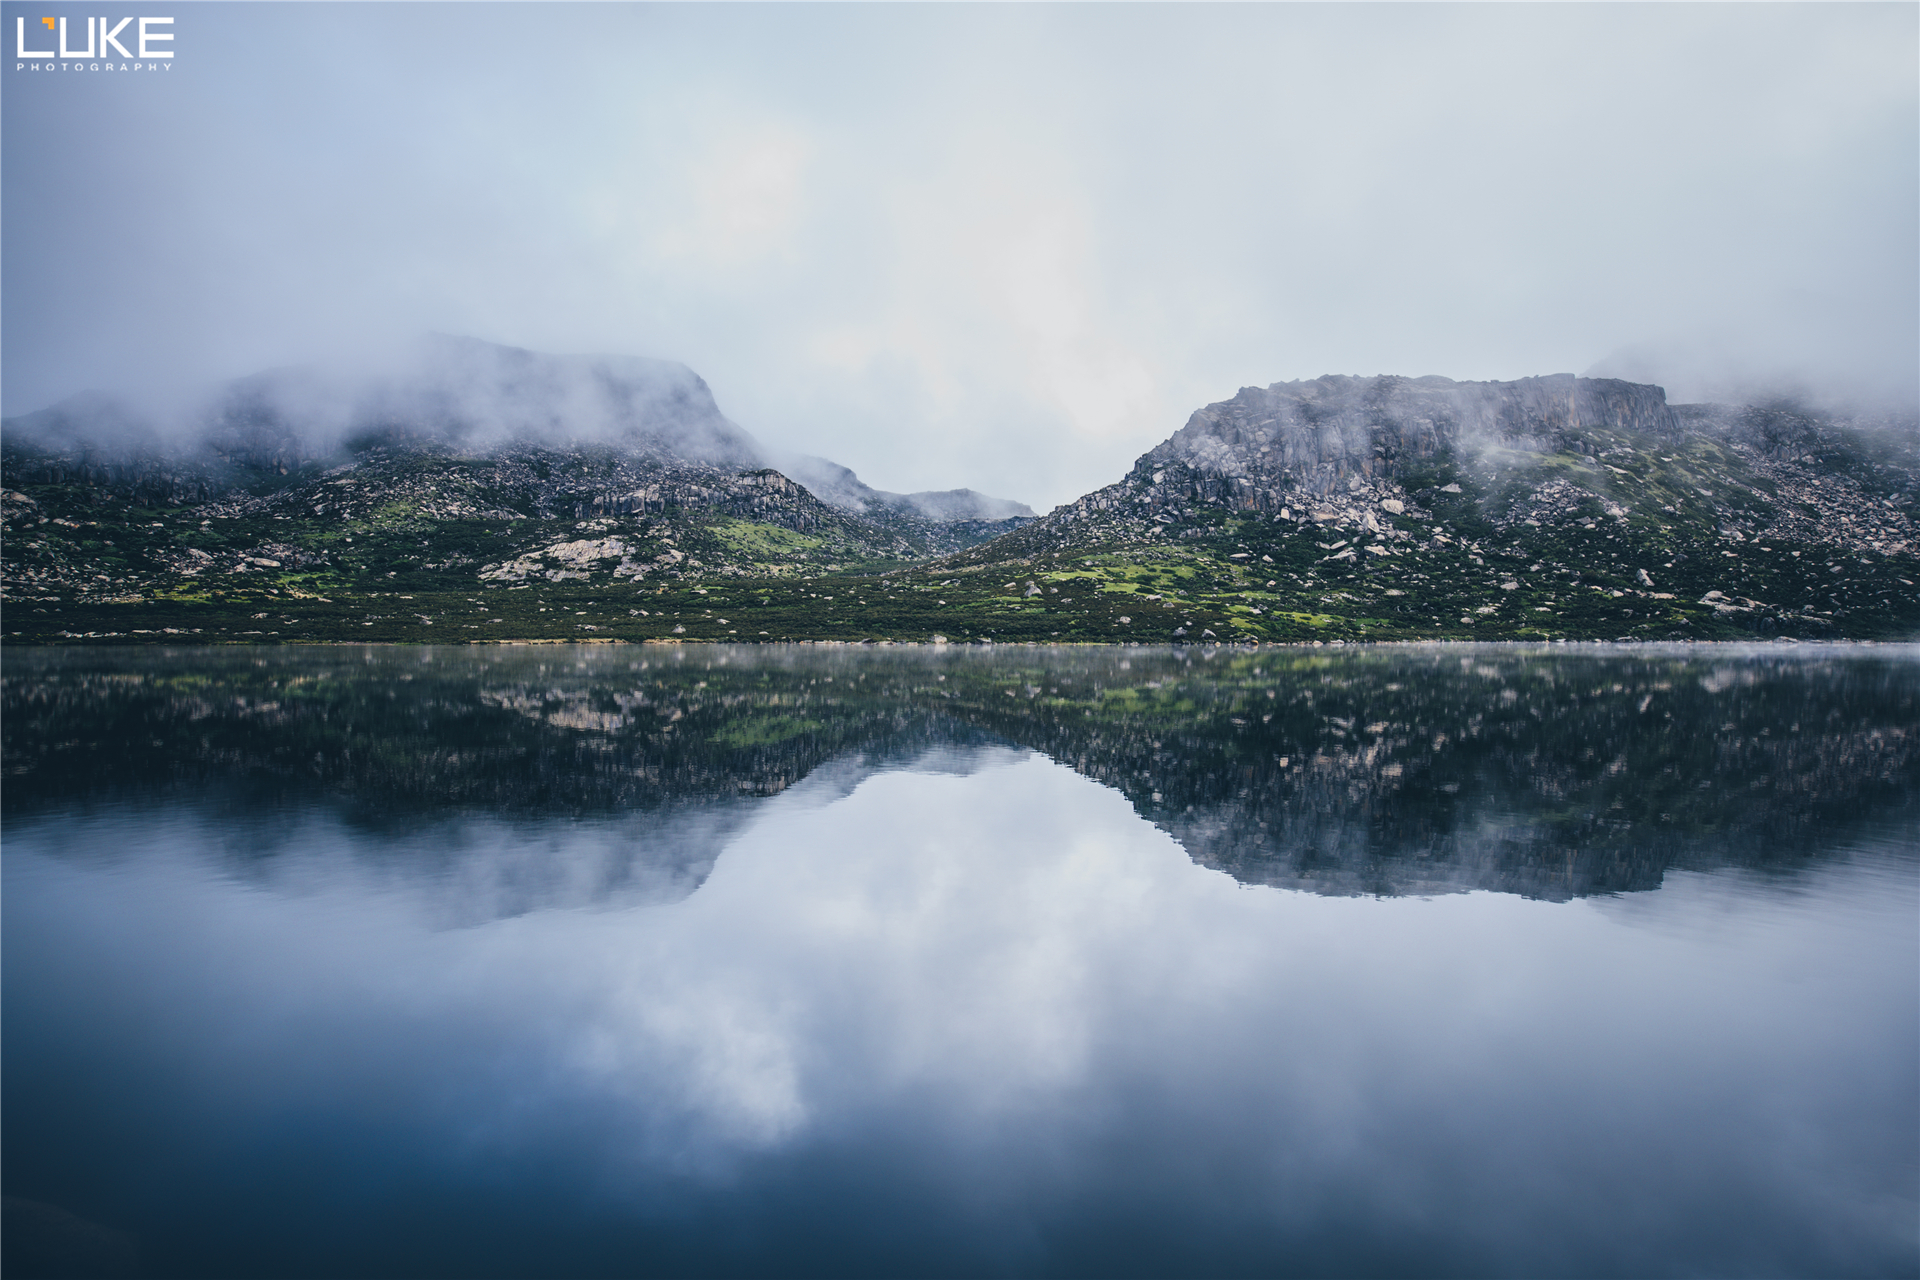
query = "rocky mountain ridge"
xmin=919 ymin=373 xmax=1915 ymax=643
xmin=997 ymin=374 xmax=1912 ymax=546
xmin=3 ymin=358 xmax=1915 ymax=644
xmin=1 ymin=336 xmax=1035 ymax=594
xmin=1149 ymin=373 xmax=1677 ymax=498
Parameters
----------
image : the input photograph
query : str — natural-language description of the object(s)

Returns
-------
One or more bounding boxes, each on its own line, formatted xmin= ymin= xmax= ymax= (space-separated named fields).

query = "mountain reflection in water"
xmin=3 ymin=644 xmax=1916 ymax=1280
xmin=5 ymin=642 xmax=1915 ymax=904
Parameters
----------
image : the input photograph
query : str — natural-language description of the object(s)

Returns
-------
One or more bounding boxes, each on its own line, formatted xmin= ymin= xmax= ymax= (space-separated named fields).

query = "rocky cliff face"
xmin=925 ymin=372 xmax=1914 ymax=643
xmin=1143 ymin=373 xmax=1678 ymax=505
xmin=973 ymin=373 xmax=1710 ymax=553
xmin=1005 ymin=375 xmax=1914 ymax=553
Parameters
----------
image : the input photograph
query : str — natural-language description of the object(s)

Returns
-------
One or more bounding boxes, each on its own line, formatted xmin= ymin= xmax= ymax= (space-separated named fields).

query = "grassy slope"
xmin=5 ymin=421 xmax=1915 ymax=645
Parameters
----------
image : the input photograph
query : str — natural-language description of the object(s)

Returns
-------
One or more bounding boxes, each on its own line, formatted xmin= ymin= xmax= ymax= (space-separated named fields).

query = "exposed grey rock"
xmin=1140 ymin=372 xmax=1677 ymax=506
xmin=951 ymin=370 xmax=1914 ymax=578
xmin=970 ymin=373 xmax=1690 ymax=559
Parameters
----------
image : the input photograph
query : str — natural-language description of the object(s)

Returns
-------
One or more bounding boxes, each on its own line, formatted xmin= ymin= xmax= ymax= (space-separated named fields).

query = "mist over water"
xmin=4 ymin=645 xmax=1916 ymax=1279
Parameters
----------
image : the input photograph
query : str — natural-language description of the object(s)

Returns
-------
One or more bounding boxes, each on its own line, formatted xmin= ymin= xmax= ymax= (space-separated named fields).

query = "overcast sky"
xmin=4 ymin=3 xmax=1914 ymax=510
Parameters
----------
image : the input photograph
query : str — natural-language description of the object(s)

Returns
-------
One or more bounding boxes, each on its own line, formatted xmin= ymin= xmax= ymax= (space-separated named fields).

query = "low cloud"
xmin=4 ymin=5 xmax=1912 ymax=508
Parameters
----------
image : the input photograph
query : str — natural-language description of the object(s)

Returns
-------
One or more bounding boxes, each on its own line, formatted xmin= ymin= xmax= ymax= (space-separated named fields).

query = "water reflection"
xmin=6 ymin=643 xmax=1916 ymax=904
xmin=3 ymin=646 xmax=1916 ymax=1279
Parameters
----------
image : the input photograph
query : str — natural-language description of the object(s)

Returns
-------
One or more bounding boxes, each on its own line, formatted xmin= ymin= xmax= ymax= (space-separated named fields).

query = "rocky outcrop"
xmin=959 ymin=371 xmax=1911 ymax=563
xmin=972 ymin=374 xmax=1688 ymax=555
xmin=1140 ymin=373 xmax=1677 ymax=505
xmin=960 ymin=368 xmax=1681 ymax=552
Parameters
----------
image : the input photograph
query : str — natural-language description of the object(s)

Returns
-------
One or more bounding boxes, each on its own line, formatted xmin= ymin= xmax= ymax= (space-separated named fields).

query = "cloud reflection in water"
xmin=5 ymin=740 xmax=1914 ymax=1279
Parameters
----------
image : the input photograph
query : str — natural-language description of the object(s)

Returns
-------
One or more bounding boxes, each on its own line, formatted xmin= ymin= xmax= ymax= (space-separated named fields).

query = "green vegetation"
xmin=708 ymin=518 xmax=829 ymax=560
xmin=5 ymin=412 xmax=1915 ymax=646
xmin=8 ymin=643 xmax=1915 ymax=900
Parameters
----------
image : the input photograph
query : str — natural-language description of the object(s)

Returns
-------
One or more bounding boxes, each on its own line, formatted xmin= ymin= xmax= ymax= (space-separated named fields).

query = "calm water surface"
xmin=4 ymin=643 xmax=1916 ymax=1279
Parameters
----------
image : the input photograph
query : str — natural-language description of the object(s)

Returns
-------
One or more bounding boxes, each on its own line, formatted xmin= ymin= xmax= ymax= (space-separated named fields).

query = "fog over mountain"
xmin=1139 ymin=374 xmax=1679 ymax=500
xmin=5 ymin=334 xmax=759 ymax=466
xmin=5 ymin=337 xmax=1916 ymax=644
xmin=776 ymin=454 xmax=1034 ymax=524
xmin=4 ymin=334 xmax=1033 ymax=524
xmin=4 ymin=5 xmax=1912 ymax=510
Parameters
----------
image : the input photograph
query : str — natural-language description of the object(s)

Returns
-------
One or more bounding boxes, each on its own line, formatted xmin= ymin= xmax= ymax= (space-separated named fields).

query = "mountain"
xmin=969 ymin=373 xmax=1909 ymax=549
xmin=777 ymin=453 xmax=1033 ymax=522
xmin=770 ymin=453 xmax=1034 ymax=556
xmin=1 ymin=336 xmax=1035 ymax=602
xmin=4 ymin=333 xmax=767 ymax=474
xmin=2 ymin=360 xmax=1914 ymax=645
xmin=919 ymin=373 xmax=1918 ymax=642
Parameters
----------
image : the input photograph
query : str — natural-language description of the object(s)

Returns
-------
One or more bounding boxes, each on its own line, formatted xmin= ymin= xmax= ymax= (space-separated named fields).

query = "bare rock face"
xmin=948 ymin=369 xmax=1915 ymax=643
xmin=1142 ymin=373 xmax=1679 ymax=502
xmin=976 ymin=372 xmax=1689 ymax=557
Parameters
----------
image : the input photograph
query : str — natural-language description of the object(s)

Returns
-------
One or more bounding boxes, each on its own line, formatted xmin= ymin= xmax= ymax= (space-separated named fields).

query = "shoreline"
xmin=6 ymin=635 xmax=1912 ymax=651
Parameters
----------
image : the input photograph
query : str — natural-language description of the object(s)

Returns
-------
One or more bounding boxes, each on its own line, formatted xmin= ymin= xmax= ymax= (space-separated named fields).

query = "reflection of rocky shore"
xmin=957 ymin=647 xmax=1919 ymax=899
xmin=5 ymin=645 xmax=1915 ymax=902
xmin=0 ymin=647 xmax=962 ymax=818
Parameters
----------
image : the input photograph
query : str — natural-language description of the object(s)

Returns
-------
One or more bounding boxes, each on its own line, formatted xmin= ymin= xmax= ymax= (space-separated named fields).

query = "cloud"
xmin=651 ymin=122 xmax=814 ymax=270
xmin=3 ymin=3 xmax=1913 ymax=508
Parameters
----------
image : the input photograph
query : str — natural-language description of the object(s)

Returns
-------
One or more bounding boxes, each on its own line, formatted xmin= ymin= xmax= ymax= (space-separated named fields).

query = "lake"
xmin=3 ymin=642 xmax=1916 ymax=1279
